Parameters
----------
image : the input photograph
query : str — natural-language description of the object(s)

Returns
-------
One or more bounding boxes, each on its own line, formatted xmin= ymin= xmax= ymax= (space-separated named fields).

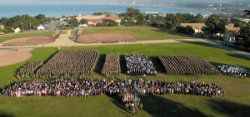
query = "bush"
xmin=176 ymin=26 xmax=195 ymax=36
xmin=97 ymin=19 xmax=118 ymax=27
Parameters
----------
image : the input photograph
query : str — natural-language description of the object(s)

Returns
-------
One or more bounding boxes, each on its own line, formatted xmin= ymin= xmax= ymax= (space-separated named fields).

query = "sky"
xmin=0 ymin=0 xmax=249 ymax=5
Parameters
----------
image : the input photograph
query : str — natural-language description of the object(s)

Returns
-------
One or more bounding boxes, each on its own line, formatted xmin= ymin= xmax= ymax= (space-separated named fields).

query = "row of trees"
xmin=120 ymin=7 xmax=250 ymax=49
xmin=120 ymin=7 xmax=204 ymax=27
xmin=119 ymin=7 xmax=204 ymax=36
xmin=0 ymin=14 xmax=49 ymax=33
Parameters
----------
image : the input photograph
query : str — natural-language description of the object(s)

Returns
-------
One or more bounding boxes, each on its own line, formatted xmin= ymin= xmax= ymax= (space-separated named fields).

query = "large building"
xmin=76 ymin=15 xmax=121 ymax=26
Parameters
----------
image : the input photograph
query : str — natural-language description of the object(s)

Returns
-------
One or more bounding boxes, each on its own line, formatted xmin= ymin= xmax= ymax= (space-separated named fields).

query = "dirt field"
xmin=0 ymin=48 xmax=32 ymax=67
xmin=2 ymin=36 xmax=56 ymax=46
xmin=77 ymin=33 xmax=136 ymax=43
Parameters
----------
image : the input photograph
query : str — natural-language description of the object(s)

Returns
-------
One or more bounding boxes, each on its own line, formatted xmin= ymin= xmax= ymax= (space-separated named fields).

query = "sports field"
xmin=78 ymin=26 xmax=191 ymax=43
xmin=0 ymin=31 xmax=54 ymax=43
xmin=0 ymin=42 xmax=249 ymax=117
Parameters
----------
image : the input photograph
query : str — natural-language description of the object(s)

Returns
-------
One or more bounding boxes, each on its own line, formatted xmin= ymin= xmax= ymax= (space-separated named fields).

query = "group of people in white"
xmin=217 ymin=64 xmax=250 ymax=77
xmin=125 ymin=55 xmax=157 ymax=75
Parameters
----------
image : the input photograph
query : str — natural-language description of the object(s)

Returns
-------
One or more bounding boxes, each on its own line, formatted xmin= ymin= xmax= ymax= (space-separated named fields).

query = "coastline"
xmin=0 ymin=4 xmax=197 ymax=18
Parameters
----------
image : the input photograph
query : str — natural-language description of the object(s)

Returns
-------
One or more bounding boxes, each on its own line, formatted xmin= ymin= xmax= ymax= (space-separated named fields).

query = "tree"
xmin=135 ymin=13 xmax=145 ymax=25
xmin=176 ymin=26 xmax=194 ymax=36
xmin=35 ymin=14 xmax=49 ymax=24
xmin=202 ymin=15 xmax=226 ymax=37
xmin=239 ymin=23 xmax=250 ymax=48
xmin=97 ymin=19 xmax=118 ymax=26
xmin=67 ymin=18 xmax=79 ymax=28
xmin=164 ymin=14 xmax=179 ymax=30
xmin=176 ymin=13 xmax=204 ymax=23
xmin=120 ymin=7 xmax=145 ymax=26
xmin=80 ymin=19 xmax=87 ymax=24
xmin=127 ymin=7 xmax=140 ymax=17
xmin=145 ymin=14 xmax=165 ymax=27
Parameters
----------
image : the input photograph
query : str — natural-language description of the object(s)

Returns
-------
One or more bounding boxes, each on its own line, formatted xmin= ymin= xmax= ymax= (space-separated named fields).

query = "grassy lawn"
xmin=0 ymin=47 xmax=58 ymax=87
xmin=0 ymin=31 xmax=54 ymax=43
xmin=81 ymin=26 xmax=191 ymax=40
xmin=0 ymin=42 xmax=250 ymax=117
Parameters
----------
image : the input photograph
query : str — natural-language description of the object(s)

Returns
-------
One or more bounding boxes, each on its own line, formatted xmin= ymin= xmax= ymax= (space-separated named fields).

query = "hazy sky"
xmin=0 ymin=0 xmax=249 ymax=5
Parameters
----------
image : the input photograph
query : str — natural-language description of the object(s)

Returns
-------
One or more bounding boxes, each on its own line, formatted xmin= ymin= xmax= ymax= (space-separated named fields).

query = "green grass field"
xmin=0 ymin=31 xmax=54 ymax=43
xmin=0 ymin=42 xmax=250 ymax=117
xmin=81 ymin=26 xmax=191 ymax=40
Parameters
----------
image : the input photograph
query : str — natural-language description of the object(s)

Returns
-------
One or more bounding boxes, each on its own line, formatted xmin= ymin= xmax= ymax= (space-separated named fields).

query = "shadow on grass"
xmin=119 ymin=55 xmax=127 ymax=74
xmin=142 ymin=95 xmax=207 ymax=117
xmin=94 ymin=54 xmax=106 ymax=74
xmin=150 ymin=56 xmax=166 ymax=73
xmin=227 ymin=53 xmax=250 ymax=61
xmin=107 ymin=94 xmax=130 ymax=113
xmin=208 ymin=99 xmax=250 ymax=117
xmin=0 ymin=111 xmax=14 ymax=117
xmin=182 ymin=41 xmax=225 ymax=49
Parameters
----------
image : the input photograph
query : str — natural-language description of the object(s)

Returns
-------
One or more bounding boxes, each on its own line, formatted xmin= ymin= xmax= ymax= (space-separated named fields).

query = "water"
xmin=0 ymin=4 xmax=201 ymax=18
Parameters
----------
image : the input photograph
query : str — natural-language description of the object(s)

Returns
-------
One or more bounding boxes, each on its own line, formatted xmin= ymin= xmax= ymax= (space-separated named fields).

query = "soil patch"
xmin=77 ymin=33 xmax=136 ymax=43
xmin=2 ymin=36 xmax=56 ymax=46
xmin=0 ymin=48 xmax=32 ymax=67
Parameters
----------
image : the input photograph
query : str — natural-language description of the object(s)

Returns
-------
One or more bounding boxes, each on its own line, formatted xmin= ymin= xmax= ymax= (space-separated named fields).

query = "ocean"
xmin=0 ymin=4 xmax=203 ymax=18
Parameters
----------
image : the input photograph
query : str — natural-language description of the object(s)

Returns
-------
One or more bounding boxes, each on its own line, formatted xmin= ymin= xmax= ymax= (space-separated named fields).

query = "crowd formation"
xmin=125 ymin=55 xmax=157 ymax=75
xmin=2 ymin=79 xmax=223 ymax=97
xmin=216 ymin=64 xmax=250 ymax=77
xmin=2 ymin=79 xmax=223 ymax=112
xmin=159 ymin=56 xmax=218 ymax=75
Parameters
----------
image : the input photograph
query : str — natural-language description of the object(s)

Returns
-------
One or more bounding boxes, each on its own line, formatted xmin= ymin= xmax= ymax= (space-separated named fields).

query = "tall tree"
xmin=239 ymin=23 xmax=250 ymax=48
xmin=202 ymin=15 xmax=226 ymax=36
xmin=164 ymin=14 xmax=179 ymax=30
xmin=120 ymin=7 xmax=145 ymax=26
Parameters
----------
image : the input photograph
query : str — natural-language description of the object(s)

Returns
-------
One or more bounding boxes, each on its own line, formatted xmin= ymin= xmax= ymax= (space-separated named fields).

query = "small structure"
xmin=226 ymin=23 xmax=240 ymax=33
xmin=37 ymin=25 xmax=46 ymax=30
xmin=0 ymin=25 xmax=4 ymax=30
xmin=14 ymin=28 xmax=21 ymax=33
xmin=79 ymin=24 xmax=88 ymax=28
xmin=180 ymin=23 xmax=205 ymax=34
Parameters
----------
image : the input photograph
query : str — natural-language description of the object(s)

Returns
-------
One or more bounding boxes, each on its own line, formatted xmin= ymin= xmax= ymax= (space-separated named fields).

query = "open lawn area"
xmin=0 ymin=42 xmax=250 ymax=117
xmin=80 ymin=26 xmax=191 ymax=41
xmin=0 ymin=31 xmax=54 ymax=43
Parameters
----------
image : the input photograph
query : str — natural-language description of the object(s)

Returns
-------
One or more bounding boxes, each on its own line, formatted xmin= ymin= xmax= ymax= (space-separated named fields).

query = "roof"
xmin=180 ymin=23 xmax=205 ymax=30
xmin=76 ymin=15 xmax=121 ymax=22
xmin=226 ymin=23 xmax=240 ymax=33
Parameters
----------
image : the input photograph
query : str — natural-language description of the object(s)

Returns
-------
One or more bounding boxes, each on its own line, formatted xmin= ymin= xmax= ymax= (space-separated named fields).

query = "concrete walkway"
xmin=45 ymin=30 xmax=79 ymax=47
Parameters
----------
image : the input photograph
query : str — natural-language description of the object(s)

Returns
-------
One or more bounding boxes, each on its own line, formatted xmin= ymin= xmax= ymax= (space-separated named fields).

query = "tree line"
xmin=120 ymin=7 xmax=250 ymax=49
xmin=0 ymin=14 xmax=49 ymax=33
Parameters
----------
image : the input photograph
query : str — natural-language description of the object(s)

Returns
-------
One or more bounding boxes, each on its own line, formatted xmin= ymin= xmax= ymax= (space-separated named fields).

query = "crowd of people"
xmin=2 ymin=79 xmax=223 ymax=97
xmin=125 ymin=55 xmax=157 ymax=75
xmin=216 ymin=64 xmax=250 ymax=77
xmin=2 ymin=79 xmax=223 ymax=113
xmin=159 ymin=56 xmax=219 ymax=75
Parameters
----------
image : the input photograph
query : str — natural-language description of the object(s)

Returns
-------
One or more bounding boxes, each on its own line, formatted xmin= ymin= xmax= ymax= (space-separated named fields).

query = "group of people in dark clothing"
xmin=2 ymin=79 xmax=224 ymax=113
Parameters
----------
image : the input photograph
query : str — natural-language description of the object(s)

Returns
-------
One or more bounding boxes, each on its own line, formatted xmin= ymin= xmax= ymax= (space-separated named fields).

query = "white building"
xmin=14 ymin=28 xmax=21 ymax=33
xmin=37 ymin=25 xmax=46 ymax=30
